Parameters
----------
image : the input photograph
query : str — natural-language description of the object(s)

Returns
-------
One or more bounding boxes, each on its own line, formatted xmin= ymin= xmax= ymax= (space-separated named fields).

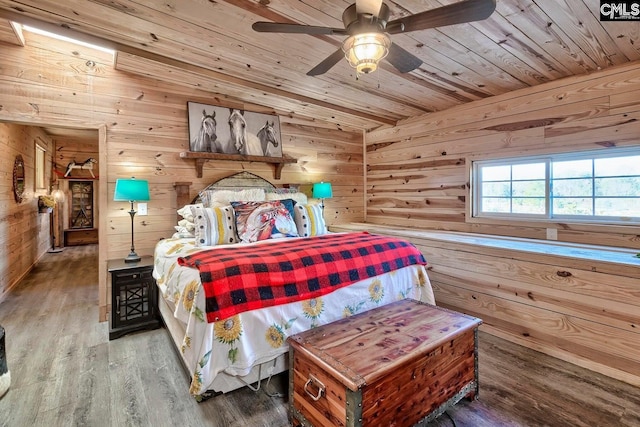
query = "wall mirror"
xmin=13 ymin=155 xmax=25 ymax=203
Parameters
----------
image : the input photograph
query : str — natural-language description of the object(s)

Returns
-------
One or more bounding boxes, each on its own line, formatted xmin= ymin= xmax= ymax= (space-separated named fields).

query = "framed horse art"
xmin=187 ymin=101 xmax=283 ymax=158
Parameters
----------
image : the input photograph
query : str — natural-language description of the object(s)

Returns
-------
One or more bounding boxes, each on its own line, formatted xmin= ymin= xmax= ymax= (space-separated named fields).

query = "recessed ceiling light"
xmin=22 ymin=24 xmax=114 ymax=55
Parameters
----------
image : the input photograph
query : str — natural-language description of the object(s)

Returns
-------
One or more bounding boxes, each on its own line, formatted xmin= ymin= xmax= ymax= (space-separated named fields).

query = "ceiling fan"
xmin=252 ymin=0 xmax=496 ymax=76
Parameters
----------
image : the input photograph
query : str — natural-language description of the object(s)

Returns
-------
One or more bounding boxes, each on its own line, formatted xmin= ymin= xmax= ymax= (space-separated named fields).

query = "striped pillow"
xmin=192 ymin=205 xmax=238 ymax=246
xmin=293 ymin=204 xmax=327 ymax=237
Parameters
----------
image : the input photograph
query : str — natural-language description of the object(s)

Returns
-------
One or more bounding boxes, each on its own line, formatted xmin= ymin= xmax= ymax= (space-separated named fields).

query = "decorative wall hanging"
xmin=187 ymin=101 xmax=283 ymax=158
xmin=64 ymin=158 xmax=98 ymax=178
xmin=13 ymin=155 xmax=25 ymax=203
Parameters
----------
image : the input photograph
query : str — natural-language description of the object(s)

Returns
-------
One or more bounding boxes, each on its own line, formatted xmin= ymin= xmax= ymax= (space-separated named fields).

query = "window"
xmin=35 ymin=144 xmax=46 ymax=190
xmin=472 ymin=149 xmax=640 ymax=222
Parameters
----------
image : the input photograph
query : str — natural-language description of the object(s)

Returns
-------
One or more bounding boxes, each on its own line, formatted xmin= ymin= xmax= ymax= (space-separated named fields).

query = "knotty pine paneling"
xmin=0 ymin=123 xmax=54 ymax=302
xmin=366 ymin=60 xmax=640 ymax=250
xmin=0 ymin=19 xmax=22 ymax=46
xmin=330 ymin=223 xmax=640 ymax=387
xmin=0 ymin=33 xmax=364 ymax=320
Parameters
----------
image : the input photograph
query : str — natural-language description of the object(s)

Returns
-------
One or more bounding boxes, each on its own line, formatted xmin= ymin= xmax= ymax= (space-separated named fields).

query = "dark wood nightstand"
xmin=108 ymin=256 xmax=161 ymax=340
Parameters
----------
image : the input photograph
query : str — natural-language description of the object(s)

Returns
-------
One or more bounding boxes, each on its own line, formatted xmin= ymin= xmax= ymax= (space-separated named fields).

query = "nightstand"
xmin=108 ymin=256 xmax=161 ymax=340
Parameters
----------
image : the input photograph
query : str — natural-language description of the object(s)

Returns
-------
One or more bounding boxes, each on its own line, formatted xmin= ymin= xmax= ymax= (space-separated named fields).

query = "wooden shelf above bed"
xmin=180 ymin=151 xmax=297 ymax=179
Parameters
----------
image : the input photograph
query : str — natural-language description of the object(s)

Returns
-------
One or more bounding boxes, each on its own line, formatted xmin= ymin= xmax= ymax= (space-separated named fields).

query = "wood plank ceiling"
xmin=0 ymin=0 xmax=638 ymax=131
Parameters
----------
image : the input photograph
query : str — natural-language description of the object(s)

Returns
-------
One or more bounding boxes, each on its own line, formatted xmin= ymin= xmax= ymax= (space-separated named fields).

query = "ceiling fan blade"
xmin=307 ymin=48 xmax=345 ymax=76
xmin=386 ymin=43 xmax=422 ymax=73
xmin=356 ymin=0 xmax=383 ymax=17
xmin=252 ymin=22 xmax=347 ymax=36
xmin=386 ymin=0 xmax=496 ymax=34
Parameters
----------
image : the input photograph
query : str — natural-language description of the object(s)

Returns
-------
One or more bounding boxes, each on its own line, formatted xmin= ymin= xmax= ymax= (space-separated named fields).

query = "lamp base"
xmin=124 ymin=252 xmax=141 ymax=263
xmin=47 ymin=248 xmax=64 ymax=254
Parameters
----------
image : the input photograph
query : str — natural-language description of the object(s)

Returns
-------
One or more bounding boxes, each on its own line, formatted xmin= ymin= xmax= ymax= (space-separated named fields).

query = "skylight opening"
xmin=22 ymin=24 xmax=115 ymax=55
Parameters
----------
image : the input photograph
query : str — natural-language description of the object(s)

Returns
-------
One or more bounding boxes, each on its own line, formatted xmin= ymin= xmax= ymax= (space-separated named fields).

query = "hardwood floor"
xmin=0 ymin=245 xmax=639 ymax=427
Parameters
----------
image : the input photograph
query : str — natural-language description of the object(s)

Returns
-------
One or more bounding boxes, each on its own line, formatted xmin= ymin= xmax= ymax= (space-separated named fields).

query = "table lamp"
xmin=312 ymin=181 xmax=333 ymax=209
xmin=114 ymin=177 xmax=150 ymax=263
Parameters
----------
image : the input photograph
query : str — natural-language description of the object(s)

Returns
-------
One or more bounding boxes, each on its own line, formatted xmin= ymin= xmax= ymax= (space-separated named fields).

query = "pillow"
xmin=266 ymin=191 xmax=308 ymax=205
xmin=192 ymin=205 xmax=238 ymax=246
xmin=173 ymin=226 xmax=194 ymax=238
xmin=231 ymin=200 xmax=298 ymax=243
xmin=294 ymin=203 xmax=328 ymax=237
xmin=200 ymin=188 xmax=266 ymax=208
xmin=177 ymin=203 xmax=201 ymax=222
xmin=266 ymin=186 xmax=299 ymax=194
xmin=178 ymin=218 xmax=195 ymax=231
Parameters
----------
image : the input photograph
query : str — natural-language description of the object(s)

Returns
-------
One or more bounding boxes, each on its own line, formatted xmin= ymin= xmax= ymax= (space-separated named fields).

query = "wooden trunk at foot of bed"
xmin=288 ymin=299 xmax=481 ymax=427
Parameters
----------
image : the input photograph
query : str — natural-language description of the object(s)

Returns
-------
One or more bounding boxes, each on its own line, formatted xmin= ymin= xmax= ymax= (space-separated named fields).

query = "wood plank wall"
xmin=330 ymin=222 xmax=640 ymax=387
xmin=0 ymin=123 xmax=54 ymax=301
xmin=361 ymin=61 xmax=640 ymax=387
xmin=366 ymin=60 xmax=640 ymax=250
xmin=0 ymin=33 xmax=364 ymax=320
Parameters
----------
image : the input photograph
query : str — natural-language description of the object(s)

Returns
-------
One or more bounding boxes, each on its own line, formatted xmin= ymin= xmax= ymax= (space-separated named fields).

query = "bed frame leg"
xmin=235 ymin=360 xmax=285 ymax=398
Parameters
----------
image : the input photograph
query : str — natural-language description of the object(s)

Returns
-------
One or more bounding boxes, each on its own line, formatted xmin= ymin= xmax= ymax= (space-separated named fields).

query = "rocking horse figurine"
xmin=64 ymin=158 xmax=97 ymax=178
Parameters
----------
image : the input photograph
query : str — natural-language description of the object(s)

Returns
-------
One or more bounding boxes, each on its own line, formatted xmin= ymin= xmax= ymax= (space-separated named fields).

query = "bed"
xmin=153 ymin=172 xmax=435 ymax=399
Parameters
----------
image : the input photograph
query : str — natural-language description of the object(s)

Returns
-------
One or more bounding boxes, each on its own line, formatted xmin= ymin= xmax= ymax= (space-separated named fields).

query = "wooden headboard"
xmin=173 ymin=172 xmax=277 ymax=219
xmin=194 ymin=171 xmax=276 ymax=203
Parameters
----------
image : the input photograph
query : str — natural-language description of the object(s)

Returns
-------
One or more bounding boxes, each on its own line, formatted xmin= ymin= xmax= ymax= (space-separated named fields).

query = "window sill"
xmin=330 ymin=222 xmax=640 ymax=268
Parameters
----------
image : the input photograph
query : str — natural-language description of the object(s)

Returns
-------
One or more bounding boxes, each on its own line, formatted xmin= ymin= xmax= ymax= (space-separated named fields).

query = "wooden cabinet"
xmin=108 ymin=256 xmax=160 ymax=340
xmin=69 ymin=180 xmax=94 ymax=229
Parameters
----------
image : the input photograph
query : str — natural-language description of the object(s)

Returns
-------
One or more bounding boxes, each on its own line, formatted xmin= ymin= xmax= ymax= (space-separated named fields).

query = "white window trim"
xmin=467 ymin=147 xmax=640 ymax=226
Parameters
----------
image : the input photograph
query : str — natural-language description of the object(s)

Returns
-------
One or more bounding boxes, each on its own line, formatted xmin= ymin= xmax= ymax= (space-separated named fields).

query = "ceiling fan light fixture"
xmin=253 ymin=0 xmax=496 ymax=76
xmin=342 ymin=32 xmax=391 ymax=74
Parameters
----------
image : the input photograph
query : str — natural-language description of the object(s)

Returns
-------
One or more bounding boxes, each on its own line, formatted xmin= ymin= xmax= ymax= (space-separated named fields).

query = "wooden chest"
xmin=288 ymin=299 xmax=482 ymax=427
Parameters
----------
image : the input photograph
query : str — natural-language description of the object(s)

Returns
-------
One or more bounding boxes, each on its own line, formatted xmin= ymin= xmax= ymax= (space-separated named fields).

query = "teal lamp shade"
xmin=114 ymin=178 xmax=150 ymax=202
xmin=114 ymin=177 xmax=149 ymax=263
xmin=312 ymin=182 xmax=333 ymax=199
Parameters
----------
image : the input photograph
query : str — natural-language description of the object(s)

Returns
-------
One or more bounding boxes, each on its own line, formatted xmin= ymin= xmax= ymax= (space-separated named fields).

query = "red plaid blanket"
xmin=178 ymin=232 xmax=427 ymax=322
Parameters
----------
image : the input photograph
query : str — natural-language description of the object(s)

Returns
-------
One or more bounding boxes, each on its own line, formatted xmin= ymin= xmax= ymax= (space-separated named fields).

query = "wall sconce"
xmin=114 ymin=177 xmax=150 ymax=263
xmin=312 ymin=182 xmax=333 ymax=209
xmin=342 ymin=32 xmax=391 ymax=75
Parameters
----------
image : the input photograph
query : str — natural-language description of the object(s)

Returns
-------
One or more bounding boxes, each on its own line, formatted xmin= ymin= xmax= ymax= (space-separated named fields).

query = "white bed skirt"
xmin=158 ymin=294 xmax=288 ymax=395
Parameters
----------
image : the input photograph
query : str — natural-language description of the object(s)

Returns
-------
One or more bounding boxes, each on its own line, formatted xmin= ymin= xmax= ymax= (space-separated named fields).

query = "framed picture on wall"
xmin=187 ymin=101 xmax=283 ymax=158
xmin=35 ymin=143 xmax=46 ymax=190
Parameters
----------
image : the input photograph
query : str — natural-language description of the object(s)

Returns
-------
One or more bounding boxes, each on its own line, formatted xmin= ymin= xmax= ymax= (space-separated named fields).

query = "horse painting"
xmin=228 ymin=109 xmax=262 ymax=156
xmin=190 ymin=109 xmax=219 ymax=153
xmin=64 ymin=158 xmax=97 ymax=178
xmin=257 ymin=121 xmax=281 ymax=157
xmin=187 ymin=102 xmax=283 ymax=157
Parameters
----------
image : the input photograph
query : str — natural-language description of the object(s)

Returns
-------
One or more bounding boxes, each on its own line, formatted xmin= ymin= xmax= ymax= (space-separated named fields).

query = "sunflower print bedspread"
xmin=153 ymin=235 xmax=435 ymax=397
